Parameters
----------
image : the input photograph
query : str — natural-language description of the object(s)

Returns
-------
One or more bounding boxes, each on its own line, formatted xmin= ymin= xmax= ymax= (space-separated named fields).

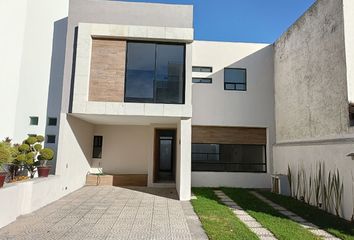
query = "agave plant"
xmin=314 ymin=162 xmax=323 ymax=208
xmin=306 ymin=170 xmax=313 ymax=204
xmin=332 ymin=169 xmax=343 ymax=217
xmin=287 ymin=165 xmax=293 ymax=197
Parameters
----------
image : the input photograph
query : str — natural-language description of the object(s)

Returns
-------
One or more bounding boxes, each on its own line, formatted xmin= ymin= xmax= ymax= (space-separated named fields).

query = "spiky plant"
xmin=314 ymin=162 xmax=323 ymax=207
xmin=287 ymin=165 xmax=293 ymax=197
xmin=332 ymin=169 xmax=344 ymax=217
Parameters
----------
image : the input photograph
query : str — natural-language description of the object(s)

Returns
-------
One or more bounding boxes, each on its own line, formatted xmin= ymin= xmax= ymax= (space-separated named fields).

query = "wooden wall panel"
xmin=192 ymin=126 xmax=267 ymax=145
xmin=89 ymin=38 xmax=126 ymax=102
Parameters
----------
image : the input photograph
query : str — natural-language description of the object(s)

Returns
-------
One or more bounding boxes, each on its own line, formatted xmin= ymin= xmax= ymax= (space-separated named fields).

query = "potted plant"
xmin=37 ymin=147 xmax=54 ymax=177
xmin=0 ymin=139 xmax=13 ymax=188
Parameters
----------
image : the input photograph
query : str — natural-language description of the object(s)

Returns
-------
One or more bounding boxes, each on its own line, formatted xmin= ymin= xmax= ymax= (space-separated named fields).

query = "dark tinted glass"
xmin=48 ymin=118 xmax=57 ymax=126
xmin=30 ymin=117 xmax=39 ymax=125
xmin=192 ymin=66 xmax=212 ymax=73
xmin=155 ymin=44 xmax=185 ymax=104
xmin=93 ymin=136 xmax=103 ymax=158
xmin=46 ymin=135 xmax=56 ymax=144
xmin=192 ymin=143 xmax=266 ymax=172
xmin=125 ymin=42 xmax=185 ymax=104
xmin=192 ymin=78 xmax=212 ymax=84
xmin=125 ymin=42 xmax=155 ymax=102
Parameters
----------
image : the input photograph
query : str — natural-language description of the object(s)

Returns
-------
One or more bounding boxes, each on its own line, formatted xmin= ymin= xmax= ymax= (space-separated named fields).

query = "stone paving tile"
xmin=0 ymin=186 xmax=206 ymax=240
xmin=214 ymin=190 xmax=277 ymax=240
xmin=250 ymin=191 xmax=341 ymax=240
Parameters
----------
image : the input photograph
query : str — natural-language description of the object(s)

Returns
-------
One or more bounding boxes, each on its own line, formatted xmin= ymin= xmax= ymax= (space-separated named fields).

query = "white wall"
xmin=0 ymin=0 xmax=28 ymax=140
xmin=343 ymin=0 xmax=354 ymax=104
xmin=274 ymin=143 xmax=354 ymax=220
xmin=56 ymin=115 xmax=94 ymax=193
xmin=191 ymin=41 xmax=275 ymax=187
xmin=192 ymin=172 xmax=271 ymax=188
xmin=0 ymin=176 xmax=63 ymax=228
xmin=10 ymin=0 xmax=68 ymax=143
xmin=92 ymin=125 xmax=150 ymax=174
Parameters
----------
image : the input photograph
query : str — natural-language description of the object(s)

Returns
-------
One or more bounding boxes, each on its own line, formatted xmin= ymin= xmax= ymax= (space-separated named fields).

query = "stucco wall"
xmin=191 ymin=41 xmax=275 ymax=184
xmin=273 ymin=0 xmax=354 ymax=220
xmin=92 ymin=125 xmax=150 ymax=174
xmin=56 ymin=115 xmax=94 ymax=193
xmin=274 ymin=0 xmax=352 ymax=142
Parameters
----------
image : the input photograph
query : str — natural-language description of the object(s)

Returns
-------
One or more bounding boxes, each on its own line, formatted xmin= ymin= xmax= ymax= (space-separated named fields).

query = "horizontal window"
xmin=192 ymin=143 xmax=266 ymax=173
xmin=192 ymin=66 xmax=212 ymax=73
xmin=192 ymin=78 xmax=212 ymax=84
xmin=125 ymin=42 xmax=185 ymax=104
xmin=224 ymin=68 xmax=247 ymax=91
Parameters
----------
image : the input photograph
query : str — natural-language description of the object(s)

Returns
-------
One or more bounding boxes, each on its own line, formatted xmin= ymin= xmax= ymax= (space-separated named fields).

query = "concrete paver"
xmin=0 ymin=186 xmax=208 ymax=240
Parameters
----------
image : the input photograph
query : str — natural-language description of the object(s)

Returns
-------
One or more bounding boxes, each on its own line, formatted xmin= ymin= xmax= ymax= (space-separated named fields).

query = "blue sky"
xmin=123 ymin=0 xmax=316 ymax=43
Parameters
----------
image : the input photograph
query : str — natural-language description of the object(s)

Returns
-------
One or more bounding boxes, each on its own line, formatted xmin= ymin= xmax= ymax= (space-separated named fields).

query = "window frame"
xmin=124 ymin=40 xmax=186 ymax=104
xmin=29 ymin=116 xmax=39 ymax=126
xmin=48 ymin=117 xmax=57 ymax=126
xmin=46 ymin=135 xmax=56 ymax=144
xmin=191 ymin=143 xmax=267 ymax=173
xmin=92 ymin=135 xmax=103 ymax=159
xmin=192 ymin=66 xmax=213 ymax=73
xmin=192 ymin=77 xmax=212 ymax=84
xmin=224 ymin=68 xmax=247 ymax=91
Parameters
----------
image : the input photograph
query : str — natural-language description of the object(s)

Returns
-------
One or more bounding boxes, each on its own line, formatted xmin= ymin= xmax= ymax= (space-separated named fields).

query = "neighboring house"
xmin=0 ymin=0 xmax=353 ymax=219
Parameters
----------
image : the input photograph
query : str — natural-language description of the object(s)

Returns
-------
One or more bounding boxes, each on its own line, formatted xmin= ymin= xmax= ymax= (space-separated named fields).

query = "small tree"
xmin=0 ymin=138 xmax=14 ymax=173
xmin=14 ymin=135 xmax=54 ymax=178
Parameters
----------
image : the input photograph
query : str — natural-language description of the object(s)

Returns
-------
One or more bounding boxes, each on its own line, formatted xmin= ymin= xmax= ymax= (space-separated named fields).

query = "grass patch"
xmin=222 ymin=188 xmax=319 ymax=240
xmin=191 ymin=188 xmax=258 ymax=240
xmin=258 ymin=190 xmax=354 ymax=240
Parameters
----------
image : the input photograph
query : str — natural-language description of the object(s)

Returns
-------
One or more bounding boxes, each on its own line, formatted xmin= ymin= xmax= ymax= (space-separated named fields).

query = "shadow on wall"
xmin=45 ymin=17 xmax=68 ymax=174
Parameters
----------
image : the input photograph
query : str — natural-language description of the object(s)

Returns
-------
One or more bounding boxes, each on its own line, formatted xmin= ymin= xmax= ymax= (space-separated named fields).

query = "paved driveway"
xmin=0 ymin=186 xmax=207 ymax=240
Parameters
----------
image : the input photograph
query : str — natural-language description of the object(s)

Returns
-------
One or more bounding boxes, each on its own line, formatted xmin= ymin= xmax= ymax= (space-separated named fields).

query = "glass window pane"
xmin=235 ymin=84 xmax=246 ymax=91
xmin=225 ymin=68 xmax=246 ymax=84
xmin=30 ymin=117 xmax=39 ymax=125
xmin=225 ymin=84 xmax=235 ymax=90
xmin=192 ymin=66 xmax=212 ymax=72
xmin=155 ymin=44 xmax=185 ymax=104
xmin=125 ymin=42 xmax=155 ymax=101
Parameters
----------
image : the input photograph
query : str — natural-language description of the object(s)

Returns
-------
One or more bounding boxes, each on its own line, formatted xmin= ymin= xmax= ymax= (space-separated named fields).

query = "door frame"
xmin=153 ymin=128 xmax=177 ymax=183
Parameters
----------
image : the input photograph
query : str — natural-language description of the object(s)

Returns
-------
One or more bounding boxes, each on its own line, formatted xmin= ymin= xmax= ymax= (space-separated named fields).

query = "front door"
xmin=154 ymin=129 xmax=176 ymax=183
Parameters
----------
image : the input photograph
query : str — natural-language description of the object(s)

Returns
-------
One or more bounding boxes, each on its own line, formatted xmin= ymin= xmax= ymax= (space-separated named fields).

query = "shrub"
xmin=39 ymin=148 xmax=54 ymax=160
xmin=36 ymin=135 xmax=44 ymax=143
xmin=18 ymin=143 xmax=30 ymax=152
xmin=26 ymin=136 xmax=38 ymax=145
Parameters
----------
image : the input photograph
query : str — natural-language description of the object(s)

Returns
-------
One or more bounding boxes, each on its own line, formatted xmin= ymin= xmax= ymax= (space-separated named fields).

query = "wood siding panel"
xmin=89 ymin=39 xmax=126 ymax=102
xmin=192 ymin=126 xmax=267 ymax=145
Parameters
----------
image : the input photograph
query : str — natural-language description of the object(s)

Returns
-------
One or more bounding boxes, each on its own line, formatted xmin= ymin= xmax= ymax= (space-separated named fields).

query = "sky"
xmin=122 ymin=0 xmax=316 ymax=43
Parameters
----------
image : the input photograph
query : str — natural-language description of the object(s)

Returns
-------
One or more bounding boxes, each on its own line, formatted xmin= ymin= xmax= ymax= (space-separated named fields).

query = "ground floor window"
xmin=192 ymin=143 xmax=266 ymax=172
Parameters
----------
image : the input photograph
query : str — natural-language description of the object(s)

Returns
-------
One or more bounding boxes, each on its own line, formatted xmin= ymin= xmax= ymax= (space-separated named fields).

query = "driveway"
xmin=0 ymin=186 xmax=207 ymax=240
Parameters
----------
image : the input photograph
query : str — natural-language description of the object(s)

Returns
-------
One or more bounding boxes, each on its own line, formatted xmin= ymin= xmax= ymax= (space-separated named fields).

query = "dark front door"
xmin=154 ymin=129 xmax=176 ymax=183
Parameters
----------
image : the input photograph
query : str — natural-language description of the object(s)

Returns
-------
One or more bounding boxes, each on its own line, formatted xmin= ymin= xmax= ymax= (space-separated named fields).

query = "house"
xmin=0 ymin=0 xmax=353 ymax=220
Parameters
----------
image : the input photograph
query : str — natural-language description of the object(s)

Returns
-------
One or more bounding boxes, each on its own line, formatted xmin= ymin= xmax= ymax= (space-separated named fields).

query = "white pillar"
xmin=176 ymin=118 xmax=191 ymax=200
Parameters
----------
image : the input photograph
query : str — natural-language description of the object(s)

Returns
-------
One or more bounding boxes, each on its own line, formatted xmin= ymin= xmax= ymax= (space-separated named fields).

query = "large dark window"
xmin=192 ymin=143 xmax=266 ymax=172
xmin=92 ymin=136 xmax=103 ymax=158
xmin=125 ymin=42 xmax=185 ymax=104
xmin=224 ymin=68 xmax=247 ymax=91
xmin=350 ymin=104 xmax=354 ymax=126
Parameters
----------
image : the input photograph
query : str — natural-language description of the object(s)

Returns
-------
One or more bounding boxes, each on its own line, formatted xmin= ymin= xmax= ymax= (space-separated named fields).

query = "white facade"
xmin=0 ymin=0 xmax=353 ymax=226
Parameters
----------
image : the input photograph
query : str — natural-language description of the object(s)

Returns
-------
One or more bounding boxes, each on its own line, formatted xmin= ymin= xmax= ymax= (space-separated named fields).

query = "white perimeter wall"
xmin=274 ymin=143 xmax=354 ymax=220
xmin=191 ymin=41 xmax=275 ymax=188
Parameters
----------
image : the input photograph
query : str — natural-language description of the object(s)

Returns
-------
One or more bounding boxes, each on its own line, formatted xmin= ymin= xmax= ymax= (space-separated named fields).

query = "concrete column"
xmin=176 ymin=118 xmax=191 ymax=200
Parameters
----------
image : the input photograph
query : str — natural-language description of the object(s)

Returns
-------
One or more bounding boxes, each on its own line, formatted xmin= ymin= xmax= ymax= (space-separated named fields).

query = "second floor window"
xmin=224 ymin=68 xmax=247 ymax=91
xmin=125 ymin=42 xmax=185 ymax=104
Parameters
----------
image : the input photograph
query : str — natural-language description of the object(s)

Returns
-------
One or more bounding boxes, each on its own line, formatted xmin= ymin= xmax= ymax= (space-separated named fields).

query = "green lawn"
xmin=258 ymin=190 xmax=354 ymax=240
xmin=191 ymin=188 xmax=258 ymax=240
xmin=222 ymin=188 xmax=320 ymax=240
